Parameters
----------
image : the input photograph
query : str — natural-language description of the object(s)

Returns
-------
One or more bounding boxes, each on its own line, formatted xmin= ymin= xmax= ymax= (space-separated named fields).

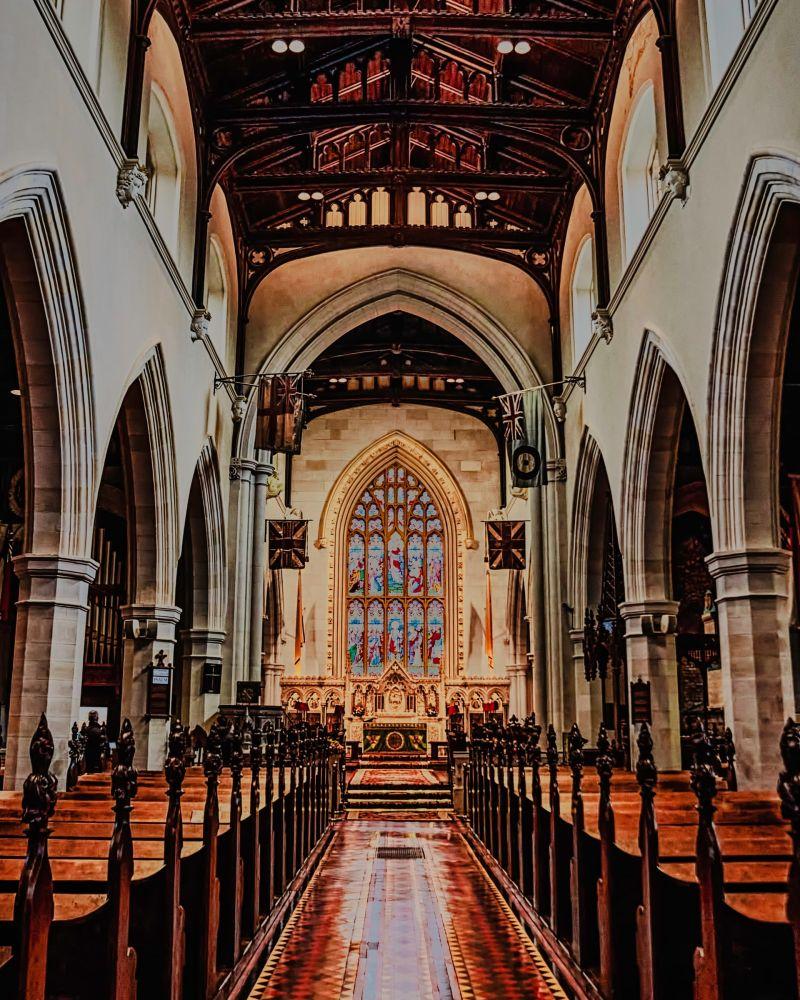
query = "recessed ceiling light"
xmin=298 ymin=191 xmax=311 ymax=201
xmin=456 ymin=378 xmax=464 ymax=384
xmin=271 ymin=39 xmax=288 ymax=54
xmin=289 ymin=39 xmax=305 ymax=54
xmin=487 ymin=191 xmax=500 ymax=201
xmin=475 ymin=191 xmax=488 ymax=201
xmin=497 ymin=39 xmax=514 ymax=55
xmin=338 ymin=377 xmax=347 ymax=384
xmin=329 ymin=377 xmax=338 ymax=384
xmin=9 ymin=387 xmax=21 ymax=397
xmin=514 ymin=40 xmax=531 ymax=55
xmin=446 ymin=377 xmax=455 ymax=384
xmin=311 ymin=191 xmax=323 ymax=201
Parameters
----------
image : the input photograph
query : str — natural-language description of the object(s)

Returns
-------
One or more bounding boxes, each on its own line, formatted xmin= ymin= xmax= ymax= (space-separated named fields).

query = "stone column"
xmin=5 ymin=554 xmax=98 ymax=790
xmin=619 ymin=600 xmax=681 ymax=771
xmin=569 ymin=627 xmax=603 ymax=741
xmin=528 ymin=484 xmax=548 ymax=723
xmin=248 ymin=462 xmax=272 ymax=683
xmin=179 ymin=627 xmax=226 ymax=728
xmin=120 ymin=603 xmax=181 ymax=770
xmin=262 ymin=660 xmax=284 ymax=706
xmin=506 ymin=662 xmax=528 ymax=719
xmin=223 ymin=460 xmax=254 ymax=701
xmin=706 ymin=548 xmax=793 ymax=787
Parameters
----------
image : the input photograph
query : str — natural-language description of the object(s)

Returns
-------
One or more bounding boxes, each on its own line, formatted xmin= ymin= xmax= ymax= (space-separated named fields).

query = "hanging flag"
xmin=500 ymin=391 xmax=525 ymax=441
xmin=485 ymin=520 xmax=527 ymax=570
xmin=508 ymin=389 xmax=548 ymax=488
xmin=485 ymin=569 xmax=494 ymax=670
xmin=268 ymin=519 xmax=309 ymax=570
xmin=255 ymin=374 xmax=305 ymax=454
xmin=294 ymin=571 xmax=305 ymax=675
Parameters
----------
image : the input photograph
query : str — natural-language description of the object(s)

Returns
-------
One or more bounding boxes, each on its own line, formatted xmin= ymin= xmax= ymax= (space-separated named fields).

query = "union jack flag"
xmin=268 ymin=519 xmax=309 ymax=570
xmin=500 ymin=392 xmax=526 ymax=441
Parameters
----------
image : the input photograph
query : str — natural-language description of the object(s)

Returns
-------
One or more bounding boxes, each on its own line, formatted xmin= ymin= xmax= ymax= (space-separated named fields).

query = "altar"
xmin=362 ymin=723 xmax=427 ymax=754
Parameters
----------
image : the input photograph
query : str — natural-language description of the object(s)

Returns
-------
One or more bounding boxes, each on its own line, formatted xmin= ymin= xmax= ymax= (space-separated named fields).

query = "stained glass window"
xmin=346 ymin=463 xmax=445 ymax=676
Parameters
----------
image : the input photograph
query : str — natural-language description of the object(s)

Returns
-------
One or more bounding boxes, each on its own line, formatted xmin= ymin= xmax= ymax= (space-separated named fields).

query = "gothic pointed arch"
xmin=621 ymin=329 xmax=700 ymax=601
xmin=0 ymin=167 xmax=95 ymax=559
xmin=568 ymin=428 xmax=603 ymax=614
xmin=189 ymin=439 xmax=227 ymax=633
xmin=708 ymin=152 xmax=800 ymax=552
xmin=317 ymin=431 xmax=475 ymax=678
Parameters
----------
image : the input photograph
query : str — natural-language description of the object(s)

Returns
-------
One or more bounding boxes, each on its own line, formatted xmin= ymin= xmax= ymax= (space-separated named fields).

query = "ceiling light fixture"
xmin=475 ymin=191 xmax=488 ymax=201
xmin=289 ymin=39 xmax=305 ymax=53
xmin=487 ymin=191 xmax=500 ymax=201
xmin=338 ymin=377 xmax=347 ymax=384
xmin=514 ymin=40 xmax=531 ymax=55
xmin=9 ymin=387 xmax=21 ymax=397
xmin=311 ymin=191 xmax=323 ymax=201
xmin=446 ymin=377 xmax=455 ymax=384
xmin=271 ymin=39 xmax=288 ymax=53
xmin=298 ymin=191 xmax=311 ymax=201
xmin=328 ymin=377 xmax=338 ymax=384
xmin=456 ymin=378 xmax=465 ymax=384
xmin=497 ymin=39 xmax=514 ymax=55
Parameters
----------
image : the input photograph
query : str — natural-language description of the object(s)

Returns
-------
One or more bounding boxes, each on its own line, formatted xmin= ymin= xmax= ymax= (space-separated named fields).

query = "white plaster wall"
xmin=0 ymin=1 xmax=233 ymax=577
xmin=285 ymin=405 xmax=511 ymax=678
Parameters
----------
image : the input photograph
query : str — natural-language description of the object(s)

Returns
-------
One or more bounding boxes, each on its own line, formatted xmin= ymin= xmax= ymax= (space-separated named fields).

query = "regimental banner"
xmin=255 ymin=374 xmax=305 ymax=454
xmin=501 ymin=389 xmax=548 ymax=488
xmin=485 ymin=520 xmax=527 ymax=570
xmin=268 ymin=519 xmax=309 ymax=570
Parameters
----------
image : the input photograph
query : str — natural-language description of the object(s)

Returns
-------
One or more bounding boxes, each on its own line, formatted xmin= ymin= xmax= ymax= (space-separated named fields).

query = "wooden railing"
xmin=464 ymin=716 xmax=800 ymax=1000
xmin=1 ymin=714 xmax=345 ymax=999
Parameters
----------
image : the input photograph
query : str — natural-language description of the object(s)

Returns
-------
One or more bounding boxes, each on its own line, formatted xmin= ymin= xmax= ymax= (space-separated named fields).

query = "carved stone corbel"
xmin=231 ymin=395 xmax=246 ymax=423
xmin=116 ymin=158 xmax=148 ymax=208
xmin=190 ymin=308 xmax=211 ymax=342
xmin=660 ymin=158 xmax=690 ymax=203
xmin=591 ymin=307 xmax=613 ymax=344
xmin=553 ymin=395 xmax=567 ymax=422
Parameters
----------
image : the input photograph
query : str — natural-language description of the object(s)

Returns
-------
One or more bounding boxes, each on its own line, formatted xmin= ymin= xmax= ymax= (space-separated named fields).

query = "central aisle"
xmin=249 ymin=814 xmax=563 ymax=1000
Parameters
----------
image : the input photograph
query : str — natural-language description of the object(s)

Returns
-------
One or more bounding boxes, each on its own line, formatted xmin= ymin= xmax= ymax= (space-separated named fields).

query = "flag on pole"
xmin=500 ymin=391 xmax=525 ymax=441
xmin=485 ymin=569 xmax=494 ymax=670
xmin=294 ymin=571 xmax=305 ymax=675
xmin=507 ymin=389 xmax=548 ymax=488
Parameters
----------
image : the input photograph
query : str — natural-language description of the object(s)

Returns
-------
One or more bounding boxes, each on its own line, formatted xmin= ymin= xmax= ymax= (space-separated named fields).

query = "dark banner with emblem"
xmin=501 ymin=389 xmax=548 ymax=488
xmin=255 ymin=374 xmax=305 ymax=455
xmin=268 ymin=519 xmax=309 ymax=570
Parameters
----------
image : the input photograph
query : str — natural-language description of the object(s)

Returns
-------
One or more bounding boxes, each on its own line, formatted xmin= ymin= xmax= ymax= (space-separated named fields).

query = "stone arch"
xmin=709 ymin=153 xmax=800 ymax=553
xmin=568 ymin=429 xmax=604 ymax=615
xmin=0 ymin=167 xmax=95 ymax=559
xmin=317 ymin=431 xmax=475 ymax=679
xmin=112 ymin=346 xmax=179 ymax=607
xmin=192 ymin=439 xmax=227 ymax=632
xmin=239 ymin=268 xmax=559 ymax=458
xmin=621 ymin=330 xmax=700 ymax=602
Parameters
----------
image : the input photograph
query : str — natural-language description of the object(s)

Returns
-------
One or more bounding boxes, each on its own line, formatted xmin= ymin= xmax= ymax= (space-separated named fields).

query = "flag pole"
xmin=485 ymin=569 xmax=494 ymax=670
xmin=294 ymin=570 xmax=305 ymax=676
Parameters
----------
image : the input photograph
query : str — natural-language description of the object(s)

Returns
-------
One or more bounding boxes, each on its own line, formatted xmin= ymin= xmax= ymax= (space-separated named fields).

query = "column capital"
xmin=619 ymin=600 xmax=679 ymax=636
xmin=505 ymin=662 xmax=528 ymax=677
xmin=253 ymin=461 xmax=276 ymax=486
xmin=179 ymin=627 xmax=227 ymax=646
xmin=705 ymin=547 xmax=791 ymax=602
xmin=12 ymin=553 xmax=99 ymax=584
xmin=120 ymin=603 xmax=181 ymax=642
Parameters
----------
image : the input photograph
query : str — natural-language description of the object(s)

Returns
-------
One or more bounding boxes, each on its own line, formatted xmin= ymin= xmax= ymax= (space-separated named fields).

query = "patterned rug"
xmin=349 ymin=767 xmax=443 ymax=787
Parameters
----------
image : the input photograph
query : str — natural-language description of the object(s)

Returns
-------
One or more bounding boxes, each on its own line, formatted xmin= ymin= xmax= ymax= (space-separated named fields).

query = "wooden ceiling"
xmin=146 ymin=0 xmax=675 ymax=381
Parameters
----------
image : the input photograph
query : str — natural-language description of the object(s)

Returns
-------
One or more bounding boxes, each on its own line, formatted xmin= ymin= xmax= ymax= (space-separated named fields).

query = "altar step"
xmin=345 ymin=783 xmax=453 ymax=813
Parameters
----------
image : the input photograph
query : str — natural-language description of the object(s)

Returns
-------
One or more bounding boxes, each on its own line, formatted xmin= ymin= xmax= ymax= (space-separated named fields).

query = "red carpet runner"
xmin=249 ymin=814 xmax=563 ymax=999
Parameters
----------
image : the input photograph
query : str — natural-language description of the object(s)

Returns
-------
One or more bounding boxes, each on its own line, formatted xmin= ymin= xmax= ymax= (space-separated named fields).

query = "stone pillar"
xmin=569 ymin=627 xmax=603 ymax=741
xmin=619 ymin=600 xmax=681 ymax=771
xmin=529 ymin=484 xmax=548 ymax=722
xmin=5 ymin=554 xmax=98 ymax=790
xmin=262 ymin=660 xmax=284 ymax=706
xmin=179 ymin=627 xmax=226 ymax=728
xmin=224 ymin=460 xmax=254 ymax=701
xmin=248 ymin=462 xmax=272 ymax=683
xmin=120 ymin=603 xmax=181 ymax=771
xmin=706 ymin=548 xmax=794 ymax=787
xmin=506 ymin=662 xmax=528 ymax=719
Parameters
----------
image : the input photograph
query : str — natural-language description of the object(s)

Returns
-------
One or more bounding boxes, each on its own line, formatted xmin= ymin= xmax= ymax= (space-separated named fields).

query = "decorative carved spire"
xmin=635 ymin=722 xmax=658 ymax=796
xmin=165 ymin=718 xmax=187 ymax=802
xmin=595 ymin=721 xmax=613 ymax=799
xmin=546 ymin=723 xmax=559 ymax=774
xmin=568 ymin=722 xmax=587 ymax=796
xmin=778 ymin=717 xmax=800 ymax=829
xmin=112 ymin=719 xmax=138 ymax=813
xmin=22 ymin=715 xmax=58 ymax=833
xmin=67 ymin=720 xmax=83 ymax=791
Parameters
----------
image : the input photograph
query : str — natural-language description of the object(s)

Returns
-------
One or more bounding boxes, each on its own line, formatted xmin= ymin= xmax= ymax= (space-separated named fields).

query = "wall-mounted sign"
xmin=146 ymin=656 xmax=172 ymax=718
xmin=630 ymin=679 xmax=652 ymax=725
xmin=268 ymin=519 xmax=309 ymax=570
xmin=485 ymin=520 xmax=526 ymax=570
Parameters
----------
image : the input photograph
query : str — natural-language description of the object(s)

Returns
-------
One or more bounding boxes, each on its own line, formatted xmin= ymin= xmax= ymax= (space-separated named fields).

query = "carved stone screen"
xmin=346 ymin=463 xmax=444 ymax=677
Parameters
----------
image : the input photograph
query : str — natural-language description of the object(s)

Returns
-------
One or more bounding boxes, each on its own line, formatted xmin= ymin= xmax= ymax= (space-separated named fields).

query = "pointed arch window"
xmin=346 ymin=462 xmax=445 ymax=677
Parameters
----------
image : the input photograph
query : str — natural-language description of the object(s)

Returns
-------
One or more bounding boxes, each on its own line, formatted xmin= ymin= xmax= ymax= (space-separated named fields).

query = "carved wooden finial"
xmin=778 ymin=717 xmax=800 ymax=828
xmin=66 ymin=720 xmax=83 ymax=791
xmin=568 ymin=722 xmax=587 ymax=794
xmin=112 ymin=719 xmax=138 ymax=811
xmin=635 ymin=721 xmax=658 ymax=794
xmin=165 ymin=718 xmax=187 ymax=799
xmin=23 ymin=714 xmax=58 ymax=832
xmin=205 ymin=717 xmax=224 ymax=780
xmin=546 ymin=723 xmax=559 ymax=772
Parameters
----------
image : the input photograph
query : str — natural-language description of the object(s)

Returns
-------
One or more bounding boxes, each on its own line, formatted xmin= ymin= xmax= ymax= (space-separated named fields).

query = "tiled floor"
xmin=249 ymin=811 xmax=563 ymax=999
